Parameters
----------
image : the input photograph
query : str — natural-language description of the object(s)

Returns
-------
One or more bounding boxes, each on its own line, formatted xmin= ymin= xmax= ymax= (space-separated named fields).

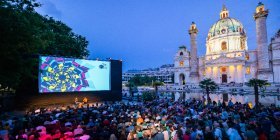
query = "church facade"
xmin=174 ymin=3 xmax=280 ymax=85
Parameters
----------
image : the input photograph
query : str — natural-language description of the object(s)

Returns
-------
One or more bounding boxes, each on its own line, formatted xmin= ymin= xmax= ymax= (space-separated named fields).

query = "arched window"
xmin=245 ymin=53 xmax=250 ymax=60
xmin=192 ymin=26 xmax=195 ymax=30
xmin=180 ymin=52 xmax=183 ymax=56
xmin=179 ymin=61 xmax=184 ymax=67
xmin=241 ymin=40 xmax=245 ymax=50
xmin=246 ymin=67 xmax=251 ymax=74
xmin=221 ymin=41 xmax=227 ymax=51
xmin=221 ymin=67 xmax=227 ymax=73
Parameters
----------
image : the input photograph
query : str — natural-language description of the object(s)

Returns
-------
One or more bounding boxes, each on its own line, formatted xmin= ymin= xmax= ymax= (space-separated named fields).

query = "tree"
xmin=125 ymin=82 xmax=135 ymax=97
xmin=246 ymin=78 xmax=270 ymax=109
xmin=199 ymin=78 xmax=218 ymax=104
xmin=142 ymin=91 xmax=156 ymax=101
xmin=0 ymin=0 xmax=89 ymax=94
xmin=152 ymin=81 xmax=164 ymax=98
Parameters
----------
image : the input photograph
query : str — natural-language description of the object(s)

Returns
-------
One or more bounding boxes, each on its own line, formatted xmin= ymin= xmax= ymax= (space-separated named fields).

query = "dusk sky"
xmin=36 ymin=0 xmax=280 ymax=71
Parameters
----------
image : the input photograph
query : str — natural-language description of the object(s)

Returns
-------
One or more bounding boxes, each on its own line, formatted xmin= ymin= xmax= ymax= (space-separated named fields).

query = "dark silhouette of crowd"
xmin=1 ymin=98 xmax=280 ymax=140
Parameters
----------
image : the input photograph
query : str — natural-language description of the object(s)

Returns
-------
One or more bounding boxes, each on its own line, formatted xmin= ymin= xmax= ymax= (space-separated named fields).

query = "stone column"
xmin=254 ymin=9 xmax=269 ymax=70
xmin=242 ymin=65 xmax=245 ymax=83
xmin=254 ymin=2 xmax=273 ymax=81
xmin=211 ymin=67 xmax=214 ymax=80
xmin=189 ymin=22 xmax=199 ymax=83
xmin=234 ymin=65 xmax=237 ymax=82
xmin=217 ymin=66 xmax=220 ymax=83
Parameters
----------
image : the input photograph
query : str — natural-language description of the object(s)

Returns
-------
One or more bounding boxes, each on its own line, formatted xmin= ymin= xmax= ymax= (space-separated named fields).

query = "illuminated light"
xmin=180 ymin=61 xmax=184 ymax=67
xmin=221 ymin=41 xmax=227 ymax=51
xmin=203 ymin=70 xmax=206 ymax=76
xmin=245 ymin=54 xmax=250 ymax=60
xmin=221 ymin=67 xmax=227 ymax=73
xmin=248 ymin=102 xmax=253 ymax=109
xmin=246 ymin=67 xmax=251 ymax=74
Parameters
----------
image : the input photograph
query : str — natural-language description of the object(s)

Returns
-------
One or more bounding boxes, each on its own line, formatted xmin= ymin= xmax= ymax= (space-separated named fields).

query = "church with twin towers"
xmin=174 ymin=2 xmax=280 ymax=85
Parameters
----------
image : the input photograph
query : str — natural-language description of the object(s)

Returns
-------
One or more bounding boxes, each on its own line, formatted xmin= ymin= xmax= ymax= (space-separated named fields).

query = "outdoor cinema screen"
xmin=39 ymin=56 xmax=111 ymax=93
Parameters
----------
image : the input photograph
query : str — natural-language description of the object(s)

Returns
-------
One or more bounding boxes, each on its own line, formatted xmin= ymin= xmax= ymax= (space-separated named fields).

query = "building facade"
xmin=122 ymin=64 xmax=174 ymax=84
xmin=174 ymin=3 xmax=280 ymax=85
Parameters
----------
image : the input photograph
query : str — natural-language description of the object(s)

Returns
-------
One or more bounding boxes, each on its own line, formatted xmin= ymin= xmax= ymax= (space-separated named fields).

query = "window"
xmin=221 ymin=29 xmax=226 ymax=34
xmin=180 ymin=52 xmax=183 ymax=56
xmin=241 ymin=40 xmax=245 ymax=50
xmin=179 ymin=61 xmax=184 ymax=67
xmin=221 ymin=67 xmax=227 ymax=73
xmin=245 ymin=54 xmax=250 ymax=60
xmin=246 ymin=67 xmax=251 ymax=74
xmin=221 ymin=42 xmax=227 ymax=51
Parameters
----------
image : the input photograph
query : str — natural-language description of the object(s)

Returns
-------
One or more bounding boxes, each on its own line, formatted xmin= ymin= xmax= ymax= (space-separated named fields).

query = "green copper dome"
xmin=208 ymin=17 xmax=246 ymax=39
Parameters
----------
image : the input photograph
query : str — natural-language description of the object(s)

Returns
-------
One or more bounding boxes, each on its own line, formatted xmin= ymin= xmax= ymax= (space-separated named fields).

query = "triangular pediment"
xmin=205 ymin=56 xmax=244 ymax=65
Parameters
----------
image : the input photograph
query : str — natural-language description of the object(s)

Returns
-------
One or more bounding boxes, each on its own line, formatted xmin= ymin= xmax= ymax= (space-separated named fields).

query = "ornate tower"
xmin=189 ymin=22 xmax=199 ymax=83
xmin=174 ymin=46 xmax=190 ymax=85
xmin=254 ymin=2 xmax=273 ymax=81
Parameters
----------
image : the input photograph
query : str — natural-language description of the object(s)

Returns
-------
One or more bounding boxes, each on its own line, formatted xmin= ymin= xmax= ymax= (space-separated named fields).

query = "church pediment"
xmin=205 ymin=56 xmax=244 ymax=65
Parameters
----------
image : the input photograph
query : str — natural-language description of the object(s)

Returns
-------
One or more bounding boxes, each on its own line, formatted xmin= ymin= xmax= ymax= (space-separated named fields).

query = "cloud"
xmin=37 ymin=0 xmax=62 ymax=18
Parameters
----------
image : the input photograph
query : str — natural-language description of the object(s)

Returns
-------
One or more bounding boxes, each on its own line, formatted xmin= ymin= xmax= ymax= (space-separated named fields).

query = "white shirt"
xmin=171 ymin=130 xmax=177 ymax=140
xmin=162 ymin=130 xmax=169 ymax=140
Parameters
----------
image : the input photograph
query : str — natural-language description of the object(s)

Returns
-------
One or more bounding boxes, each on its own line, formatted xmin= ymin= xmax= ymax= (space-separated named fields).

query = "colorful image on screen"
xmin=39 ymin=56 xmax=110 ymax=93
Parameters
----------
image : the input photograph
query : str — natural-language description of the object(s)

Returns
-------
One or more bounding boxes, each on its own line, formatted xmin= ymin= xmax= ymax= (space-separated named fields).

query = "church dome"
xmin=205 ymin=5 xmax=248 ymax=55
xmin=207 ymin=17 xmax=246 ymax=40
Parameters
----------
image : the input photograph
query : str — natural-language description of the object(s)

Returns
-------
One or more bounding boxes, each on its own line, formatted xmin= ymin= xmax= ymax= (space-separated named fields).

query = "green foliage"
xmin=128 ymin=75 xmax=157 ymax=87
xmin=246 ymin=78 xmax=270 ymax=89
xmin=152 ymin=81 xmax=164 ymax=95
xmin=152 ymin=81 xmax=164 ymax=87
xmin=0 ymin=0 xmax=89 ymax=92
xmin=142 ymin=91 xmax=156 ymax=101
xmin=199 ymin=78 xmax=218 ymax=103
xmin=246 ymin=78 xmax=270 ymax=109
xmin=199 ymin=78 xmax=218 ymax=92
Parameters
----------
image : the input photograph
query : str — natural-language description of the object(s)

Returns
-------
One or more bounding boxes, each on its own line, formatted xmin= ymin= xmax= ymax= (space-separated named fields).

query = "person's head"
xmin=214 ymin=122 xmax=220 ymax=128
xmin=151 ymin=128 xmax=158 ymax=136
xmin=143 ymin=130 xmax=151 ymax=139
xmin=196 ymin=133 xmax=203 ymax=140
xmin=205 ymin=126 xmax=211 ymax=132
xmin=247 ymin=124 xmax=255 ymax=130
xmin=185 ymin=129 xmax=191 ymax=135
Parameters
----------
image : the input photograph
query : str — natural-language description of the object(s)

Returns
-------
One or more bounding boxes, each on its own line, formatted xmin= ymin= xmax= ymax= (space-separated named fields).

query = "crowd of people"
xmin=1 ymin=97 xmax=280 ymax=140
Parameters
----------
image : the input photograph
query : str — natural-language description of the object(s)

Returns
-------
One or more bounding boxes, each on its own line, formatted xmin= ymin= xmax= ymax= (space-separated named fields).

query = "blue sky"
xmin=36 ymin=0 xmax=280 ymax=71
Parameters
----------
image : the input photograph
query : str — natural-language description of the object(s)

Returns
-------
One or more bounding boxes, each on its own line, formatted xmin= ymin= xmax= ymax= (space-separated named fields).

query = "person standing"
xmin=83 ymin=97 xmax=88 ymax=104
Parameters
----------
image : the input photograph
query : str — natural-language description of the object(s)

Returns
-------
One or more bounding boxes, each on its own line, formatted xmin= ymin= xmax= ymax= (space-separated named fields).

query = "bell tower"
xmin=174 ymin=46 xmax=190 ymax=85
